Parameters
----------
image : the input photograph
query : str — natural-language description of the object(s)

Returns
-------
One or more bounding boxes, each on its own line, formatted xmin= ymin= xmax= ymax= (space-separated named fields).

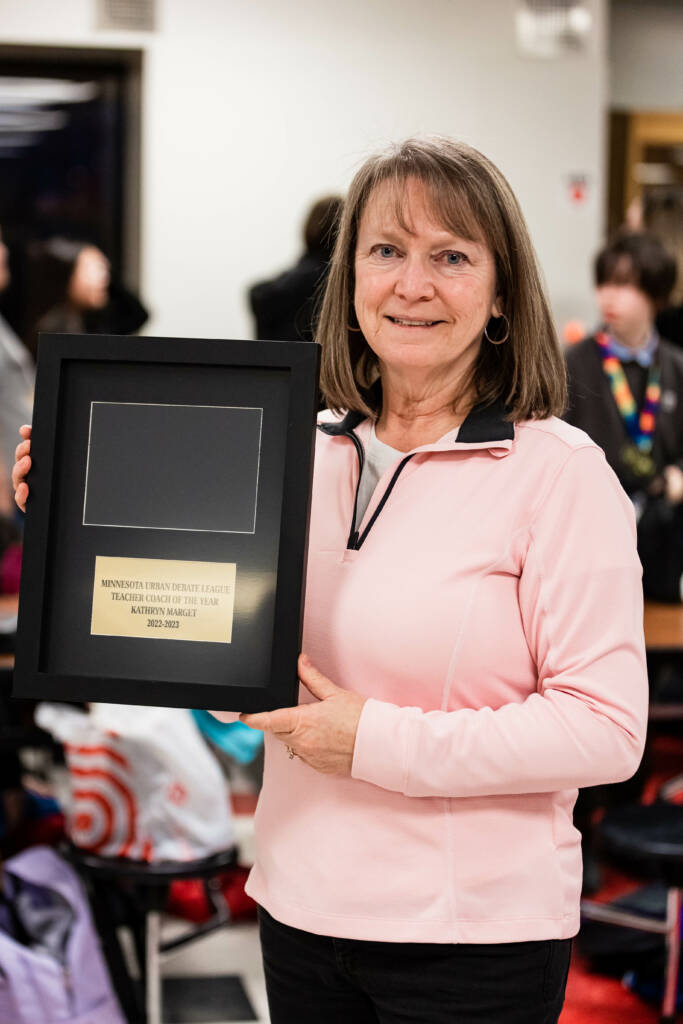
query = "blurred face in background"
xmin=596 ymin=276 xmax=655 ymax=349
xmin=68 ymin=245 xmax=110 ymax=309
xmin=0 ymin=227 xmax=10 ymax=294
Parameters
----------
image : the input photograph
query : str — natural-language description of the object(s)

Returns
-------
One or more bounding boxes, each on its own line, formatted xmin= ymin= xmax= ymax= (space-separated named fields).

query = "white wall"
xmin=610 ymin=0 xmax=683 ymax=110
xmin=0 ymin=0 xmax=607 ymax=337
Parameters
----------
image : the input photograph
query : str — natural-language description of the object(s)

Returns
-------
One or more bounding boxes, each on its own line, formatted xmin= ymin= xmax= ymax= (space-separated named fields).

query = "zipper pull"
xmin=63 ymin=965 xmax=74 ymax=1012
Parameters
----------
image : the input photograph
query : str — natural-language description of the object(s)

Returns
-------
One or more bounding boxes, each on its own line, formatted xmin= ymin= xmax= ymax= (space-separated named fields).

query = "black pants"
xmin=259 ymin=908 xmax=572 ymax=1024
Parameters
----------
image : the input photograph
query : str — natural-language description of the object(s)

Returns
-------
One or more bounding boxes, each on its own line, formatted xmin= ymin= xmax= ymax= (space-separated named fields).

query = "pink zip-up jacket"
xmin=215 ymin=401 xmax=648 ymax=944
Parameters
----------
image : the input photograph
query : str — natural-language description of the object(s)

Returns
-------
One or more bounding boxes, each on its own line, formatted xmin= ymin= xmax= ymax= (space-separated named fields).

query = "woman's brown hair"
xmin=317 ymin=136 xmax=566 ymax=421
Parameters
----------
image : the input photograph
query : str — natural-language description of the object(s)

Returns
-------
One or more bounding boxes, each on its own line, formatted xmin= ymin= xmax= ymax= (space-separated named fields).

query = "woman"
xmin=26 ymin=238 xmax=110 ymax=354
xmin=26 ymin=238 xmax=147 ymax=356
xmin=14 ymin=138 xmax=648 ymax=1024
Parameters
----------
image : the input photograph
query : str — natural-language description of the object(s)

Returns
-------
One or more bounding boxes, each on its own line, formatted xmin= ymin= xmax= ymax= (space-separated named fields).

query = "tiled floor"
xmin=159 ymin=811 xmax=269 ymax=1024
xmin=163 ymin=917 xmax=269 ymax=1024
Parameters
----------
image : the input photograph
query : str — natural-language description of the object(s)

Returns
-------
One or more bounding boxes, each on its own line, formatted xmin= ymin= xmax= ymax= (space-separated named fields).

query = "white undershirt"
xmin=355 ymin=423 xmax=462 ymax=529
xmin=355 ymin=425 xmax=405 ymax=527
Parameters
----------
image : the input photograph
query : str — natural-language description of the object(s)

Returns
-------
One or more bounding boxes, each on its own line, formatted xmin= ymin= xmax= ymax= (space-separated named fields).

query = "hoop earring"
xmin=484 ymin=313 xmax=510 ymax=345
xmin=347 ymin=324 xmax=362 ymax=333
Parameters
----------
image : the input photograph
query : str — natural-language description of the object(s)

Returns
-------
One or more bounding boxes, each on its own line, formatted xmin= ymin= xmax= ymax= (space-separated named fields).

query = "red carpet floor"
xmin=561 ymin=949 xmax=659 ymax=1023
xmin=561 ymin=863 xmax=658 ymax=1022
xmin=560 ymin=733 xmax=683 ymax=1023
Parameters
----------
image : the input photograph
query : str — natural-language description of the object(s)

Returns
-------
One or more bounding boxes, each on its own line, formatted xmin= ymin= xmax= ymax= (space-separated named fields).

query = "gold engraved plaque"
xmin=91 ymin=556 xmax=236 ymax=643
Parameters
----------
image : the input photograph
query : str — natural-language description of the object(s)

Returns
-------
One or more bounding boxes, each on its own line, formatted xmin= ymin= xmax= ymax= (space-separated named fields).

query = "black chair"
xmin=66 ymin=843 xmax=239 ymax=1024
xmin=581 ymin=801 xmax=683 ymax=1023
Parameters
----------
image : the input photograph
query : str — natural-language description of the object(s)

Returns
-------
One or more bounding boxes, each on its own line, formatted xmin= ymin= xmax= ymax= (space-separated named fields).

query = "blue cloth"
xmin=191 ymin=710 xmax=264 ymax=764
xmin=604 ymin=329 xmax=659 ymax=367
xmin=0 ymin=789 xmax=61 ymax=839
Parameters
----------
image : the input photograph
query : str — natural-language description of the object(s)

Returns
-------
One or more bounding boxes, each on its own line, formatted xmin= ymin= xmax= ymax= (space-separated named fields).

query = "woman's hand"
xmin=240 ymin=654 xmax=366 ymax=776
xmin=12 ymin=425 xmax=32 ymax=512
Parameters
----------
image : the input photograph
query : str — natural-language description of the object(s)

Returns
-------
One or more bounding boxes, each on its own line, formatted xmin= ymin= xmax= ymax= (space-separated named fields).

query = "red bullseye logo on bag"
xmin=35 ymin=702 xmax=235 ymax=863
xmin=65 ymin=741 xmax=145 ymax=859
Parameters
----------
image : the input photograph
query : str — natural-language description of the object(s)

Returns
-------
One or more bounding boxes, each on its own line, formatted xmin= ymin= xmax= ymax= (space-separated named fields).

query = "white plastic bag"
xmin=35 ymin=703 xmax=234 ymax=862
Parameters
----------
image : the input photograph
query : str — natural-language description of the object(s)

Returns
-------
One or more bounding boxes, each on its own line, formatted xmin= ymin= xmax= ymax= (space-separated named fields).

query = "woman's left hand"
xmin=240 ymin=654 xmax=366 ymax=776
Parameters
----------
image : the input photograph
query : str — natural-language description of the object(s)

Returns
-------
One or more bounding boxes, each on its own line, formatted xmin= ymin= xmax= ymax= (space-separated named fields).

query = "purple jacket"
xmin=0 ymin=846 xmax=125 ymax=1023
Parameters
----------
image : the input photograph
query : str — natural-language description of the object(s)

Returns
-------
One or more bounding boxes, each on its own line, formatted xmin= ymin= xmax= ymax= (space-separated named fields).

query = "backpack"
xmin=0 ymin=846 xmax=126 ymax=1024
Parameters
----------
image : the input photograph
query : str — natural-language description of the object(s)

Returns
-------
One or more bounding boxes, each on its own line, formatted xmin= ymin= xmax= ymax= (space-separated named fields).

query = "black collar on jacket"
xmin=318 ymin=399 xmax=514 ymax=444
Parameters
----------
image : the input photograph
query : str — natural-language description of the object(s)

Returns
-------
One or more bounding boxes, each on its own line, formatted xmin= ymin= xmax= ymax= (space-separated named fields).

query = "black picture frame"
xmin=13 ymin=333 xmax=320 ymax=712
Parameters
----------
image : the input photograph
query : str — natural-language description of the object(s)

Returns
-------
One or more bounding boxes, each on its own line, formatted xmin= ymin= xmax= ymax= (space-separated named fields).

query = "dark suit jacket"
xmin=564 ymin=335 xmax=683 ymax=496
xmin=657 ymin=305 xmax=683 ymax=350
xmin=248 ymin=252 xmax=329 ymax=342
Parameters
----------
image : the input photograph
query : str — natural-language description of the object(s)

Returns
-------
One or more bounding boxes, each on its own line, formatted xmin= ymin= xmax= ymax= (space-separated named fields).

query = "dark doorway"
xmin=0 ymin=45 xmax=142 ymax=343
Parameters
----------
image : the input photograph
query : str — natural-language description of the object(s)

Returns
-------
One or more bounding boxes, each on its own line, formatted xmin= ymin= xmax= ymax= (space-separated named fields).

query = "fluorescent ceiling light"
xmin=0 ymin=78 xmax=98 ymax=107
xmin=0 ymin=133 xmax=40 ymax=148
xmin=0 ymin=110 xmax=68 ymax=132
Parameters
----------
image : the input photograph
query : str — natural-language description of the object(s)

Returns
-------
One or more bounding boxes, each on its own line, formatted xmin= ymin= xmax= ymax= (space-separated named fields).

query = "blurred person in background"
xmin=0 ymin=227 xmax=34 ymax=502
xmin=642 ymin=190 xmax=683 ymax=349
xmin=564 ymin=232 xmax=683 ymax=892
xmin=27 ymin=238 xmax=109 ymax=352
xmin=249 ymin=195 xmax=343 ymax=342
xmin=26 ymin=237 xmax=148 ymax=356
xmin=0 ymin=228 xmax=27 ymax=841
xmin=564 ymin=233 xmax=683 ymax=514
xmin=0 ymin=464 xmax=13 ymax=519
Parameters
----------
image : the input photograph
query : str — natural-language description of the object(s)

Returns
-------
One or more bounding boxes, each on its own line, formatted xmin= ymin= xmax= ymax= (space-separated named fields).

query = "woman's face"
xmin=354 ymin=177 xmax=501 ymax=382
xmin=68 ymin=246 xmax=110 ymax=310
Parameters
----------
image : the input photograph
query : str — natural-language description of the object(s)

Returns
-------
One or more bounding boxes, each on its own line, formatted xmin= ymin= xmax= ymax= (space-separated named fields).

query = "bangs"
xmin=594 ymin=233 xmax=676 ymax=303
xmin=596 ymin=252 xmax=639 ymax=289
xmin=358 ymin=160 xmax=489 ymax=246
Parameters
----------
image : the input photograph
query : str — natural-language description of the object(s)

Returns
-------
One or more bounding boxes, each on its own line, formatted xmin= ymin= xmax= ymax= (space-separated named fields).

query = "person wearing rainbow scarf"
xmin=565 ymin=232 xmax=683 ymax=896
xmin=565 ymin=233 xmax=683 ymax=517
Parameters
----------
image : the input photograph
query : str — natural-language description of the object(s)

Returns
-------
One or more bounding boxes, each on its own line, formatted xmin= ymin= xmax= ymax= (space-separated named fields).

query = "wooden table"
xmin=0 ymin=594 xmax=18 ymax=617
xmin=644 ymin=601 xmax=683 ymax=652
xmin=644 ymin=601 xmax=683 ymax=720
